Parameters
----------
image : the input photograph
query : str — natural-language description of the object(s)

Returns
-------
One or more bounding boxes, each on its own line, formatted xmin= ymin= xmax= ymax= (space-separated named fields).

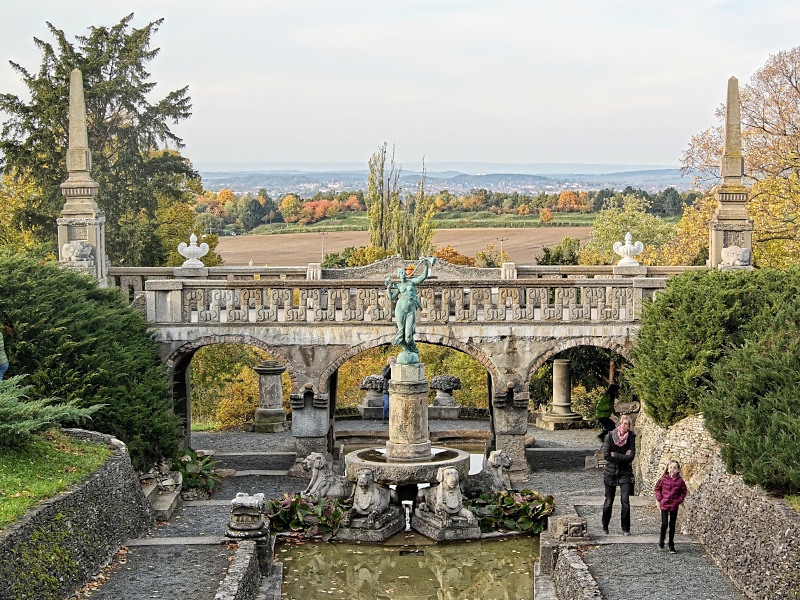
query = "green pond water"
xmin=279 ymin=531 xmax=539 ymax=600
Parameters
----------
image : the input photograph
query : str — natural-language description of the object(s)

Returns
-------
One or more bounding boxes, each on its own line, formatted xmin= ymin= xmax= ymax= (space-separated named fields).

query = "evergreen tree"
xmin=0 ymin=14 xmax=196 ymax=266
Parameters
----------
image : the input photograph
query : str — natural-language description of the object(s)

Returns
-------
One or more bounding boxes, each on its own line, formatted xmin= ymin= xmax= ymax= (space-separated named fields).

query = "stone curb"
xmin=214 ymin=540 xmax=261 ymax=600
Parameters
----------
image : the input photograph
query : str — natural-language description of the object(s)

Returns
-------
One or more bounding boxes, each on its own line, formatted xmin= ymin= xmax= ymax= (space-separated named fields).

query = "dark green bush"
xmin=0 ymin=252 xmax=179 ymax=469
xmin=629 ymin=269 xmax=800 ymax=426
xmin=701 ymin=303 xmax=800 ymax=495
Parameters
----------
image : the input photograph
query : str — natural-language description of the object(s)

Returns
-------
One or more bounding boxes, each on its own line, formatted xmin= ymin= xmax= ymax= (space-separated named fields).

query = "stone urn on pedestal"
xmin=428 ymin=375 xmax=462 ymax=420
xmin=357 ymin=374 xmax=385 ymax=420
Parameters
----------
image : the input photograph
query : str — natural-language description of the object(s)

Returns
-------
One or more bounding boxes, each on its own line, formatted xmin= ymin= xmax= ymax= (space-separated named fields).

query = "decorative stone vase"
xmin=612 ymin=232 xmax=644 ymax=266
xmin=358 ymin=374 xmax=385 ymax=420
xmin=177 ymin=233 xmax=209 ymax=267
xmin=429 ymin=374 xmax=462 ymax=419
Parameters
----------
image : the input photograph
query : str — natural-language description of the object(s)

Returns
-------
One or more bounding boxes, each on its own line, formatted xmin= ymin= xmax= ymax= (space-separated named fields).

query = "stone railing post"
xmin=145 ymin=280 xmax=184 ymax=323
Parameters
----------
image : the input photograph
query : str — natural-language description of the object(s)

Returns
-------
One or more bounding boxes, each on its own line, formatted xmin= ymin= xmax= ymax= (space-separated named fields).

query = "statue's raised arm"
xmin=385 ymin=257 xmax=436 ymax=364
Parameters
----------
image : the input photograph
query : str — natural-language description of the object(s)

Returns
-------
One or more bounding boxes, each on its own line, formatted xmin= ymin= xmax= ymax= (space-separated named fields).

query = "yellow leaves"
xmin=660 ymin=195 xmax=716 ymax=266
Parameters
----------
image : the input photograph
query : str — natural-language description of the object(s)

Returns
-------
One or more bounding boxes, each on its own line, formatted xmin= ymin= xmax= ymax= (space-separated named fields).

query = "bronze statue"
xmin=385 ymin=257 xmax=435 ymax=364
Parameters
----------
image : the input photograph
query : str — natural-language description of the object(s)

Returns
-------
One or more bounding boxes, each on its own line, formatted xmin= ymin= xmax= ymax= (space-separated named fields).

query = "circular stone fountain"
xmin=344 ymin=362 xmax=470 ymax=487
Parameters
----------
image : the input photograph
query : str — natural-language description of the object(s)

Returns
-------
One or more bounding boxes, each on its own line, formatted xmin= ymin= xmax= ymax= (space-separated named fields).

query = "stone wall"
xmin=0 ymin=429 xmax=154 ymax=600
xmin=552 ymin=548 xmax=602 ymax=599
xmin=634 ymin=412 xmax=800 ymax=600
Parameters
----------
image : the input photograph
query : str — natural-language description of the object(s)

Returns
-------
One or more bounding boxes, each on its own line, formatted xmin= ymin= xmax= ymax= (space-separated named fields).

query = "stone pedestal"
xmin=253 ymin=360 xmax=289 ymax=433
xmin=386 ymin=363 xmax=431 ymax=462
xmin=411 ymin=507 xmax=481 ymax=542
xmin=357 ymin=375 xmax=385 ymax=420
xmin=492 ymin=403 xmax=529 ymax=476
xmin=334 ymin=506 xmax=404 ymax=543
xmin=541 ymin=359 xmax=581 ymax=430
xmin=291 ymin=388 xmax=330 ymax=460
xmin=428 ymin=389 xmax=461 ymax=420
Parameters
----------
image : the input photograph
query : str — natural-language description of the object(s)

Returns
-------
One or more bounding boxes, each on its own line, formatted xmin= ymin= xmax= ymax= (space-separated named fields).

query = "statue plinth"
xmin=386 ymin=363 xmax=431 ymax=462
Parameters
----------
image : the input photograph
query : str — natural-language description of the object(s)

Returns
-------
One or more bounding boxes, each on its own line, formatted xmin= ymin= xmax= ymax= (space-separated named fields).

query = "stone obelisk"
xmin=57 ymin=68 xmax=108 ymax=285
xmin=708 ymin=76 xmax=754 ymax=269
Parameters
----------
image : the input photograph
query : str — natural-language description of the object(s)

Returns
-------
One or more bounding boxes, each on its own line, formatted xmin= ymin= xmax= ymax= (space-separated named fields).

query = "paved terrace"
xmin=81 ymin=421 xmax=745 ymax=599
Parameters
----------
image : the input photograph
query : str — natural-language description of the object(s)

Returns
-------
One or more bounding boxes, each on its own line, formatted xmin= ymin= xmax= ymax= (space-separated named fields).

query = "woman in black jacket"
xmin=601 ymin=414 xmax=635 ymax=535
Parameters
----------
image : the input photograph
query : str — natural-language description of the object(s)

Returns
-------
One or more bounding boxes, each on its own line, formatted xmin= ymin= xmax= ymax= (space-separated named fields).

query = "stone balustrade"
xmin=143 ymin=276 xmax=671 ymax=326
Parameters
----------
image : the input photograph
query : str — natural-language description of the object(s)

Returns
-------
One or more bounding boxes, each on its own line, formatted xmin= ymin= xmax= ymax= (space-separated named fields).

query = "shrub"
xmin=701 ymin=303 xmax=800 ymax=494
xmin=0 ymin=252 xmax=180 ymax=470
xmin=265 ymin=493 xmax=347 ymax=540
xmin=464 ymin=489 xmax=555 ymax=533
xmin=172 ymin=448 xmax=221 ymax=493
xmin=628 ymin=269 xmax=800 ymax=426
xmin=0 ymin=376 xmax=103 ymax=446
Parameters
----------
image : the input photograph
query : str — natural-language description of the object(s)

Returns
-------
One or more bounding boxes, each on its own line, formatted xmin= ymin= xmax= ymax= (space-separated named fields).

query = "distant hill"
xmin=198 ymin=165 xmax=697 ymax=197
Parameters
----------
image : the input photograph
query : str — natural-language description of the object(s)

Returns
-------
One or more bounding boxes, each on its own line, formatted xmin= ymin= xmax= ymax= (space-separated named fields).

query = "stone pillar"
xmin=253 ymin=360 xmax=289 ymax=433
xmin=551 ymin=359 xmax=577 ymax=416
xmin=492 ymin=398 xmax=529 ymax=476
xmin=386 ymin=363 xmax=431 ymax=462
xmin=290 ymin=385 xmax=330 ymax=457
xmin=540 ymin=359 xmax=582 ymax=431
xmin=58 ymin=69 xmax=108 ymax=286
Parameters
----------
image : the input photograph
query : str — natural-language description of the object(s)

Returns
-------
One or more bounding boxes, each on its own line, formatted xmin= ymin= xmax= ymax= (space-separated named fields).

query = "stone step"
xmin=195 ymin=451 xmax=296 ymax=472
xmin=526 ymin=447 xmax=597 ymax=470
xmin=151 ymin=487 xmax=182 ymax=522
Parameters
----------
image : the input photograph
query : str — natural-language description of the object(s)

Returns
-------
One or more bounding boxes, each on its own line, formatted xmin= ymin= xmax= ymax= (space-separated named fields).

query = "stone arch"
xmin=165 ymin=334 xmax=299 ymax=392
xmin=317 ymin=332 xmax=502 ymax=396
xmin=523 ymin=336 xmax=633 ymax=391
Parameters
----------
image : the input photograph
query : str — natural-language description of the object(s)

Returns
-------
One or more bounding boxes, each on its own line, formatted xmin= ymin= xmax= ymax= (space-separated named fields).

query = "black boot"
xmin=658 ymin=536 xmax=665 ymax=550
xmin=669 ymin=543 xmax=676 ymax=554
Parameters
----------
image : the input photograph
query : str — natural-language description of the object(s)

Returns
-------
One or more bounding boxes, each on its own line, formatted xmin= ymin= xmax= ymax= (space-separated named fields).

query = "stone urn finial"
xmin=360 ymin=375 xmax=385 ymax=391
xmin=177 ymin=233 xmax=209 ymax=267
xmin=430 ymin=375 xmax=462 ymax=393
xmin=612 ymin=232 xmax=644 ymax=266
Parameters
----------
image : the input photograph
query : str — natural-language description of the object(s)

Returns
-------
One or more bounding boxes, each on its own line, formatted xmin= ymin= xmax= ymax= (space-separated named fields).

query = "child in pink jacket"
xmin=654 ymin=460 xmax=688 ymax=553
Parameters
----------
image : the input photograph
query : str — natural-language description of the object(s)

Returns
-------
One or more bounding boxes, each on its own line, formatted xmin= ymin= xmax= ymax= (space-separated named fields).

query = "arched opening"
xmin=331 ymin=341 xmax=496 ymax=419
xmin=527 ymin=342 xmax=633 ymax=426
xmin=168 ymin=339 xmax=294 ymax=440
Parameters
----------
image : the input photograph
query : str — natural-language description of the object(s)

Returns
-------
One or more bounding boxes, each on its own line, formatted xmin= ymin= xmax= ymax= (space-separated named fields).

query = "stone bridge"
xmin=111 ymin=257 xmax=700 ymax=467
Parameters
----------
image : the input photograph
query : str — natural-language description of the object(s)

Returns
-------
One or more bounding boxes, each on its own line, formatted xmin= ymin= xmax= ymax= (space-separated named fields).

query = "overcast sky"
xmin=2 ymin=1 xmax=799 ymax=171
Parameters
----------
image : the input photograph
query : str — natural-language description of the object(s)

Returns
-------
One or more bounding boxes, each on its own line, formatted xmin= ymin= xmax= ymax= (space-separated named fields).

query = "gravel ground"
xmin=213 ymin=473 xmax=306 ymax=500
xmin=576 ymin=503 xmax=662 ymax=537
xmin=583 ymin=543 xmax=746 ymax=600
xmin=84 ymin=545 xmax=235 ymax=600
xmin=147 ymin=504 xmax=232 ymax=539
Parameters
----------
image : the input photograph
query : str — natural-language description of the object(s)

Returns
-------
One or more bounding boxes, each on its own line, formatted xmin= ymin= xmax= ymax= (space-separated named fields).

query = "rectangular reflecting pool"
xmin=279 ymin=531 xmax=539 ymax=599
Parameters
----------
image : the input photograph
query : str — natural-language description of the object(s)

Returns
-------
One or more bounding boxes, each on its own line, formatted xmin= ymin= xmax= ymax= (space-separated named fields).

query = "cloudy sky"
xmin=1 ymin=1 xmax=799 ymax=171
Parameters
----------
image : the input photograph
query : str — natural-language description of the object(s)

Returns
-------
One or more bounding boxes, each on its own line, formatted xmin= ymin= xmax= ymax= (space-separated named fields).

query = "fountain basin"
xmin=344 ymin=446 xmax=470 ymax=486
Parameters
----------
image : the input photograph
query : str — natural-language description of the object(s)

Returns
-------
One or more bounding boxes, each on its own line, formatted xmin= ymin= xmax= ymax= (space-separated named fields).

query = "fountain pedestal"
xmin=386 ymin=363 xmax=431 ymax=462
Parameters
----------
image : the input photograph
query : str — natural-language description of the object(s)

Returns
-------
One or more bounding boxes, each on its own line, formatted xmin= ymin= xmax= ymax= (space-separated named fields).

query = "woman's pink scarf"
xmin=614 ymin=425 xmax=629 ymax=447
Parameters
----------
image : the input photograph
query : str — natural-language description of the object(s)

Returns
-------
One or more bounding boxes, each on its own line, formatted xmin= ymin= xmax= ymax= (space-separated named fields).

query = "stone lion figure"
xmin=301 ymin=452 xmax=353 ymax=500
xmin=416 ymin=466 xmax=477 ymax=527
xmin=341 ymin=468 xmax=393 ymax=529
xmin=721 ymin=245 xmax=752 ymax=267
xmin=62 ymin=240 xmax=93 ymax=263
xmin=464 ymin=449 xmax=513 ymax=498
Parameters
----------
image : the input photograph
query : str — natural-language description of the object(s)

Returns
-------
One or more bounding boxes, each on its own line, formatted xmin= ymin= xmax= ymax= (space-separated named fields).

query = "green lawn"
xmin=0 ymin=430 xmax=111 ymax=531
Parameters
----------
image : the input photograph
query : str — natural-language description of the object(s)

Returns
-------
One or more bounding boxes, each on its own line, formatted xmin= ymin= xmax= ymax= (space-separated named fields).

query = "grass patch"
xmin=786 ymin=495 xmax=800 ymax=514
xmin=0 ymin=429 xmax=111 ymax=531
xmin=190 ymin=422 xmax=218 ymax=433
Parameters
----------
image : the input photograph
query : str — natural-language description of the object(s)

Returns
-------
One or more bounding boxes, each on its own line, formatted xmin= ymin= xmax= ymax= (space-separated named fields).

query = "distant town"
xmin=199 ymin=167 xmax=697 ymax=198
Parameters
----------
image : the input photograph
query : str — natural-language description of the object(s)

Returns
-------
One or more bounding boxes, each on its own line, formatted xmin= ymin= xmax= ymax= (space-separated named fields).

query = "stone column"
xmin=253 ymin=360 xmax=289 ymax=433
xmin=551 ymin=359 xmax=577 ymax=416
xmin=540 ymin=359 xmax=582 ymax=430
xmin=386 ymin=363 xmax=431 ymax=462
